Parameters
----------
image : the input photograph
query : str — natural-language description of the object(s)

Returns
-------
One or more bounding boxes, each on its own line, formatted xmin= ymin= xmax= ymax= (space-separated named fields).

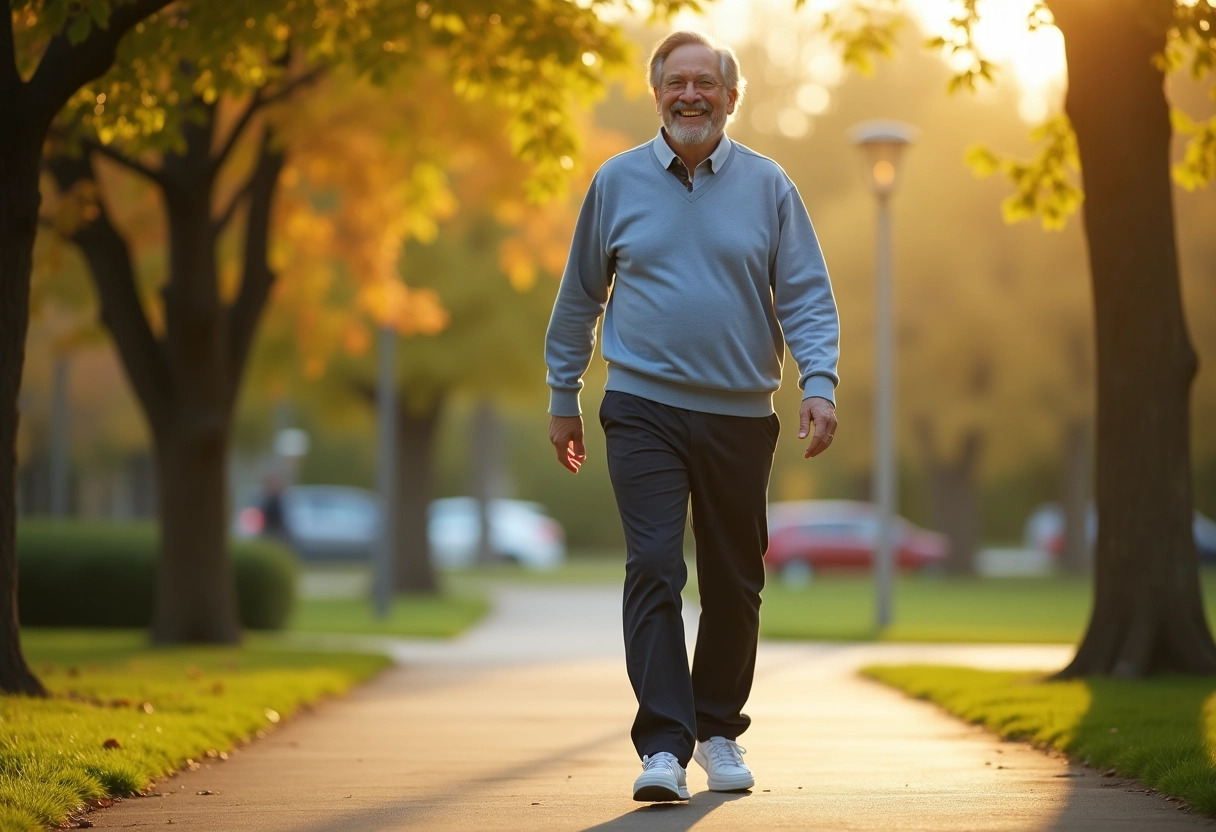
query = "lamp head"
xmin=850 ymin=120 xmax=916 ymax=197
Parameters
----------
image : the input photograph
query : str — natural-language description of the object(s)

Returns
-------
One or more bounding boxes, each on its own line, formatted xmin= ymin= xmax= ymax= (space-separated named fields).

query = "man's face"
xmin=654 ymin=43 xmax=738 ymax=148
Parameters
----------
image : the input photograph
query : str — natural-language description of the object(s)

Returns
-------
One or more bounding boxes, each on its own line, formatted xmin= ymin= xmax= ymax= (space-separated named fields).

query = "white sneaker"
xmin=633 ymin=752 xmax=690 ymax=802
xmin=693 ymin=736 xmax=755 ymax=791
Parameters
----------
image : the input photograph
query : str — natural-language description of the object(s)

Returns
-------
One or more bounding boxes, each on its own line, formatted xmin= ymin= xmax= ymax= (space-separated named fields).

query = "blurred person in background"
xmin=544 ymin=30 xmax=840 ymax=803
xmin=258 ymin=474 xmax=288 ymax=542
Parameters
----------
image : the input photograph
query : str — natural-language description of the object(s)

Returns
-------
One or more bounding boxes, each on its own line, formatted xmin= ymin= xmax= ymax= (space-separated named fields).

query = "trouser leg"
xmin=688 ymin=409 xmax=779 ymax=741
xmin=600 ymin=392 xmax=695 ymax=765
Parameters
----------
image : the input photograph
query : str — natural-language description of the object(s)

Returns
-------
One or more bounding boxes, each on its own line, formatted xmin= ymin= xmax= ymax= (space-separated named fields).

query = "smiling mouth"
xmin=675 ymin=108 xmax=708 ymax=118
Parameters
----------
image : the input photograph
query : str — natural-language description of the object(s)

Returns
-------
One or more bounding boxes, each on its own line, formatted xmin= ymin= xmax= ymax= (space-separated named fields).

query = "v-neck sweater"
xmin=545 ymin=132 xmax=839 ymax=418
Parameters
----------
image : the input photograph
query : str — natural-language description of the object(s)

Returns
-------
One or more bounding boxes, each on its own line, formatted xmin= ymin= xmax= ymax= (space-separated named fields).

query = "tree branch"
xmin=212 ymin=65 xmax=325 ymax=173
xmin=26 ymin=0 xmax=175 ymax=132
xmin=225 ymin=128 xmax=287 ymax=408
xmin=211 ymin=175 xmax=255 ymax=237
xmin=45 ymin=149 xmax=174 ymax=435
xmin=82 ymin=138 xmax=166 ymax=185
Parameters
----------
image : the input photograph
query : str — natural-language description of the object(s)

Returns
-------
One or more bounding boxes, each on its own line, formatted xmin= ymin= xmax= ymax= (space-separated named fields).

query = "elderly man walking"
xmin=544 ymin=30 xmax=840 ymax=802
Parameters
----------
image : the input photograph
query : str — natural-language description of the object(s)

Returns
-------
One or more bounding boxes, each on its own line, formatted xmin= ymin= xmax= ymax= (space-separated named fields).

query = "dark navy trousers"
xmin=599 ymin=391 xmax=780 ymax=767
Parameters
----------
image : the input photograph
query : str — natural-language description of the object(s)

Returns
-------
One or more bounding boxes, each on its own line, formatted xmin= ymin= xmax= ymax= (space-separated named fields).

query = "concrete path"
xmin=88 ymin=586 xmax=1213 ymax=831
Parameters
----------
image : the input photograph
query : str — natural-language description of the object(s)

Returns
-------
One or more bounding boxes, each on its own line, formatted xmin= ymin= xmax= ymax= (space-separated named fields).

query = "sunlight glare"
xmin=670 ymin=0 xmax=1067 ymax=126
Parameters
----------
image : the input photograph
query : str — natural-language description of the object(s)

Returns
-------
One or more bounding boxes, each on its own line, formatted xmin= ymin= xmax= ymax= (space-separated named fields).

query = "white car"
xmin=236 ymin=487 xmax=566 ymax=570
xmin=428 ymin=497 xmax=566 ymax=571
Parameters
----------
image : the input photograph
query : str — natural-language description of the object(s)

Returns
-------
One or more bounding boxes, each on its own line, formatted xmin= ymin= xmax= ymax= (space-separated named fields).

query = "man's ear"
xmin=727 ymin=88 xmax=738 ymax=115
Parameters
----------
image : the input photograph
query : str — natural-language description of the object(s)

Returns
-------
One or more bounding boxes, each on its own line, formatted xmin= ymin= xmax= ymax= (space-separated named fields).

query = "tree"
xmin=29 ymin=1 xmax=702 ymax=645
xmin=259 ymin=78 xmax=623 ymax=593
xmin=2 ymin=0 xmax=175 ymax=696
xmin=814 ymin=0 xmax=1216 ymax=674
xmin=1046 ymin=0 xmax=1216 ymax=676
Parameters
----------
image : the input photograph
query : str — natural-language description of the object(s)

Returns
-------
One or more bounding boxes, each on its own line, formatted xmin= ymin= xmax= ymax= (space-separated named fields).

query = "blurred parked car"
xmin=1023 ymin=502 xmax=1216 ymax=564
xmin=235 ymin=486 xmax=565 ymax=569
xmin=236 ymin=484 xmax=380 ymax=562
xmin=428 ymin=497 xmax=566 ymax=570
xmin=764 ymin=500 xmax=948 ymax=582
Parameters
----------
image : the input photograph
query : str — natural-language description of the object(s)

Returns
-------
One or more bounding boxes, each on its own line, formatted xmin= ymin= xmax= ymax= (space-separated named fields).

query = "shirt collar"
xmin=651 ymin=127 xmax=733 ymax=173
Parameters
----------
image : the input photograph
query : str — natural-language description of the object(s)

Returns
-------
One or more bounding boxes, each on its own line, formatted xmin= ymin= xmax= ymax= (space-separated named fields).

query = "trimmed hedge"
xmin=17 ymin=519 xmax=297 ymax=630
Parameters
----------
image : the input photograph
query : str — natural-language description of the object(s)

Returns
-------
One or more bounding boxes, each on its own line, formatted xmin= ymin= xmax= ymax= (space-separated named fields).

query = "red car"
xmin=764 ymin=500 xmax=948 ymax=581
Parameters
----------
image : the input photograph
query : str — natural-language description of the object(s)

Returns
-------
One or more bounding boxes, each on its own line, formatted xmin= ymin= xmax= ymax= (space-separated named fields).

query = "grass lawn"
xmin=2 ymin=630 xmax=391 ymax=832
xmin=758 ymin=571 xmax=1216 ymax=643
xmin=862 ymin=664 xmax=1216 ymax=816
xmin=289 ymin=594 xmax=489 ymax=638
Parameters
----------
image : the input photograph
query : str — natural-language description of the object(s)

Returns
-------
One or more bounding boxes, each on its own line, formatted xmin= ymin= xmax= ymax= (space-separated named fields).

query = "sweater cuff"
xmin=801 ymin=374 xmax=837 ymax=406
xmin=549 ymin=389 xmax=582 ymax=417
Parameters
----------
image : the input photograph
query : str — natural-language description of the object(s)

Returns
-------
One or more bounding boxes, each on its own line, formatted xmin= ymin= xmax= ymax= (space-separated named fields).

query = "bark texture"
xmin=1050 ymin=0 xmax=1216 ymax=676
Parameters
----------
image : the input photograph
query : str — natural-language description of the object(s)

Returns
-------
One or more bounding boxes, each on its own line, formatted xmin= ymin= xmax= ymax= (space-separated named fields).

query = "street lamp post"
xmin=850 ymin=120 xmax=915 ymax=631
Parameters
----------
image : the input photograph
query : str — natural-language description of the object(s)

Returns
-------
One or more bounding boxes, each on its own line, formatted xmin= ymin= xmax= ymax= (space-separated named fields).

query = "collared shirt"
xmin=649 ymin=128 xmax=733 ymax=192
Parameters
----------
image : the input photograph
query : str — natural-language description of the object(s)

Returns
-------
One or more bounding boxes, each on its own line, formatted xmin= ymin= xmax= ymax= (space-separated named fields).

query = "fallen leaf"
xmin=102 ymin=738 xmax=121 ymax=749
xmin=196 ymin=790 xmax=217 ymax=796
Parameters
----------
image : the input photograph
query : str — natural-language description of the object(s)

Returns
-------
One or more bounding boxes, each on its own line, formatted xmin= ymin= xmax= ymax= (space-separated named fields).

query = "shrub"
xmin=17 ymin=520 xmax=296 ymax=630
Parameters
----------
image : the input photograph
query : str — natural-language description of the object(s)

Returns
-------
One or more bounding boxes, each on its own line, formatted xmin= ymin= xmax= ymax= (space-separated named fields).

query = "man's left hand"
xmin=798 ymin=397 xmax=837 ymax=459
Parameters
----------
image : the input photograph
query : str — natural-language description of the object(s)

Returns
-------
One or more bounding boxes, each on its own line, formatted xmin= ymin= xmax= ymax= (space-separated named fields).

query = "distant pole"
xmin=874 ymin=190 xmax=896 ymax=630
xmin=851 ymin=120 xmax=915 ymax=632
xmin=49 ymin=355 xmax=70 ymax=516
xmin=373 ymin=326 xmax=397 ymax=619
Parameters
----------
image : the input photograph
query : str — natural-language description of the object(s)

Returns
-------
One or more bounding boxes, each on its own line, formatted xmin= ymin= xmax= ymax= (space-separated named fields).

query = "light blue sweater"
xmin=545 ymin=131 xmax=839 ymax=418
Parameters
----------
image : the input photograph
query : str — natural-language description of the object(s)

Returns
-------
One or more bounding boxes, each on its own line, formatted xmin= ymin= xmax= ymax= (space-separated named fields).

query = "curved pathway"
xmin=88 ymin=585 xmax=1213 ymax=831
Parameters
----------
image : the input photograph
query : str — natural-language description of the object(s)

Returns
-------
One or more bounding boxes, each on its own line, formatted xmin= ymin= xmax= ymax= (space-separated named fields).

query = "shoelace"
xmin=707 ymin=740 xmax=746 ymax=766
xmin=644 ymin=752 xmax=679 ymax=772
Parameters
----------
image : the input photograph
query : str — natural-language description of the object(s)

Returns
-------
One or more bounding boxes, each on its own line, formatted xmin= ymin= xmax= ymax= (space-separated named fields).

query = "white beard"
xmin=663 ymin=105 xmax=726 ymax=147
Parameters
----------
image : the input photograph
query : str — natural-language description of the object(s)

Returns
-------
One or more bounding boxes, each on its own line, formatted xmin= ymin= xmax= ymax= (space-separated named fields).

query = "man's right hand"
xmin=549 ymin=415 xmax=587 ymax=474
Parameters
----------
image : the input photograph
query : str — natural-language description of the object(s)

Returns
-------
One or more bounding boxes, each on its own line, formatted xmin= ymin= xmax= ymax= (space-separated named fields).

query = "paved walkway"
xmin=89 ymin=586 xmax=1213 ymax=831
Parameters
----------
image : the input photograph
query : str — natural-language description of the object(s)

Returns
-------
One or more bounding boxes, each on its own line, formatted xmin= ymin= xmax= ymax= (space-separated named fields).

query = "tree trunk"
xmin=394 ymin=394 xmax=443 ymax=595
xmin=0 ymin=0 xmax=174 ymax=692
xmin=1057 ymin=417 xmax=1091 ymax=573
xmin=1050 ymin=0 xmax=1216 ymax=676
xmin=0 ymin=122 xmax=49 ymax=696
xmin=149 ymin=136 xmax=242 ymax=643
xmin=923 ymin=427 xmax=983 ymax=576
xmin=151 ymin=422 xmax=240 ymax=643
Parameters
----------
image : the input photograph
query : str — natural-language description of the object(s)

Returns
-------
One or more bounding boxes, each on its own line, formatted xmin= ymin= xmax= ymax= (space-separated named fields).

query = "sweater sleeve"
xmin=771 ymin=183 xmax=840 ymax=404
xmin=544 ymin=175 xmax=614 ymax=416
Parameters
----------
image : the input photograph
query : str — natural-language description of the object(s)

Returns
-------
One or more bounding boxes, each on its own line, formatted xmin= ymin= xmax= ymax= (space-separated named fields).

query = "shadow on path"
xmin=580 ymin=791 xmax=751 ymax=832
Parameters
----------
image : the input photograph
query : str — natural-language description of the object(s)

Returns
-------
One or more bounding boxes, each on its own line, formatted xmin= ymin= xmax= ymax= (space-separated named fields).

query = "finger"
xmin=798 ymin=406 xmax=812 ymax=439
xmin=561 ymin=440 xmax=585 ymax=474
xmin=804 ymin=416 xmax=836 ymax=459
xmin=555 ymin=441 xmax=574 ymax=471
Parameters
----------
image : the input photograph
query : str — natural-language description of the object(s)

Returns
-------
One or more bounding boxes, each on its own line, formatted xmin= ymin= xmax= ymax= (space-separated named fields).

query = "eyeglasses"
xmin=660 ymin=77 xmax=722 ymax=95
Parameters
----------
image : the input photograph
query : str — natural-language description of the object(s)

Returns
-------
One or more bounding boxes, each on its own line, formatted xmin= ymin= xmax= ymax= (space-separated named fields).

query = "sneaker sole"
xmin=633 ymin=776 xmax=691 ymax=802
xmin=704 ymin=772 xmax=755 ymax=792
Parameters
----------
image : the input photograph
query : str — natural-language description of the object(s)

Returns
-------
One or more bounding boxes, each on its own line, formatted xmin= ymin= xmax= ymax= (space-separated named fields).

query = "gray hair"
xmin=647 ymin=31 xmax=747 ymax=108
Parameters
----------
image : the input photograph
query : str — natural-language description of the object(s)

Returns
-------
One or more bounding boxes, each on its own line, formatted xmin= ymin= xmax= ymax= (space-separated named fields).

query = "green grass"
xmin=862 ymin=664 xmax=1216 ymax=816
xmin=290 ymin=594 xmax=489 ymax=637
xmin=759 ymin=571 xmax=1216 ymax=643
xmin=3 ymin=630 xmax=391 ymax=831
xmin=759 ymin=575 xmax=1093 ymax=642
